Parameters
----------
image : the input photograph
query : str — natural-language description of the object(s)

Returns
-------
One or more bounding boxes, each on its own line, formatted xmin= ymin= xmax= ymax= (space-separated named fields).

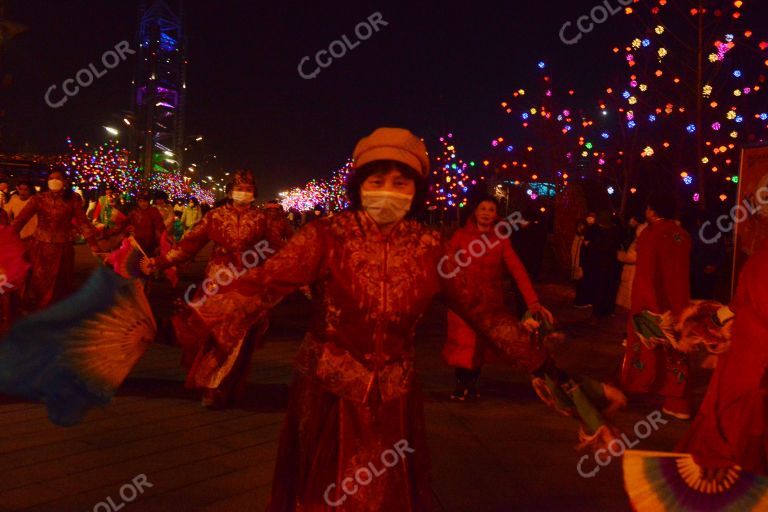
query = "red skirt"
xmin=620 ymin=316 xmax=689 ymax=399
xmin=267 ymin=373 xmax=434 ymax=511
xmin=24 ymin=239 xmax=75 ymax=311
xmin=442 ymin=311 xmax=486 ymax=370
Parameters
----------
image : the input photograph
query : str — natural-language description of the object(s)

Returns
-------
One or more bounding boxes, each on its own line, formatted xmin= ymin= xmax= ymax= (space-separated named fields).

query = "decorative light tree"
xmin=492 ymin=62 xmax=616 ymax=270
xmin=59 ymin=137 xmax=215 ymax=204
xmin=492 ymin=62 xmax=616 ymax=200
xmin=603 ymin=0 xmax=768 ymax=209
xmin=58 ymin=138 xmax=143 ymax=195
xmin=279 ymin=161 xmax=352 ymax=212
xmin=427 ymin=133 xmax=484 ymax=223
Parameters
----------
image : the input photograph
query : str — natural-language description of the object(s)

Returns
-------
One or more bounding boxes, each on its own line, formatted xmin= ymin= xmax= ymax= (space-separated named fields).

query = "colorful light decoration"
xmin=279 ymin=161 xmax=352 ymax=212
xmin=492 ymin=62 xmax=612 ymax=192
xmin=57 ymin=137 xmax=143 ymax=194
xmin=56 ymin=138 xmax=215 ymax=204
xmin=602 ymin=0 xmax=768 ymax=204
xmin=428 ymin=134 xmax=483 ymax=215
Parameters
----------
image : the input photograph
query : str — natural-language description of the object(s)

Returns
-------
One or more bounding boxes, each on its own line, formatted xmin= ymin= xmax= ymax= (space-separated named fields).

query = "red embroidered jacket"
xmin=189 ymin=211 xmax=545 ymax=403
xmin=11 ymin=191 xmax=96 ymax=243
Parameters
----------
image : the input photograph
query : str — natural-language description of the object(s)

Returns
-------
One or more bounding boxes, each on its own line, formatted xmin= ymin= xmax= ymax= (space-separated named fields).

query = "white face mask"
xmin=231 ymin=191 xmax=254 ymax=204
xmin=361 ymin=190 xmax=413 ymax=225
xmin=48 ymin=179 xmax=64 ymax=192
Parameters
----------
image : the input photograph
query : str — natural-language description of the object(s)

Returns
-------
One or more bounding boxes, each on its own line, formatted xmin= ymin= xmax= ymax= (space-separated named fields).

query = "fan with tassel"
xmin=623 ymin=450 xmax=768 ymax=511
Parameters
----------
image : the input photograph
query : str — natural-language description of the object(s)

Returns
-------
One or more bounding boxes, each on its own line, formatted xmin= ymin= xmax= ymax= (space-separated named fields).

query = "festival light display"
xmin=602 ymin=0 xmax=768 ymax=205
xmin=427 ymin=133 xmax=484 ymax=220
xmin=58 ymin=138 xmax=143 ymax=194
xmin=279 ymin=161 xmax=352 ymax=212
xmin=491 ymin=62 xmax=615 ymax=196
xmin=59 ymin=137 xmax=215 ymax=204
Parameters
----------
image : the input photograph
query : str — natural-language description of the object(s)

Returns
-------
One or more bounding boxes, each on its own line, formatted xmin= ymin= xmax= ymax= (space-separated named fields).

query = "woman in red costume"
xmin=154 ymin=128 xmax=621 ymax=511
xmin=144 ymin=170 xmax=284 ymax=408
xmin=11 ymin=170 xmax=98 ymax=311
xmin=677 ymin=242 xmax=768 ymax=478
xmin=442 ymin=196 xmax=553 ymax=400
xmin=620 ymin=194 xmax=692 ymax=419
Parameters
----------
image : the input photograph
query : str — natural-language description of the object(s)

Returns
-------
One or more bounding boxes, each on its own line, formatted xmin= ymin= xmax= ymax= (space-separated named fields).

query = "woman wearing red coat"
xmin=620 ymin=194 xmax=692 ymax=419
xmin=10 ymin=170 xmax=99 ymax=311
xmin=677 ymin=243 xmax=768 ymax=477
xmin=145 ymin=170 xmax=284 ymax=408
xmin=442 ymin=197 xmax=551 ymax=399
xmin=159 ymin=128 xmax=620 ymax=511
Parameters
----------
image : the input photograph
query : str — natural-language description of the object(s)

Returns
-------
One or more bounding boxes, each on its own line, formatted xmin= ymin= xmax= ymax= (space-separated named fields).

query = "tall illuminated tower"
xmin=132 ymin=0 xmax=187 ymax=181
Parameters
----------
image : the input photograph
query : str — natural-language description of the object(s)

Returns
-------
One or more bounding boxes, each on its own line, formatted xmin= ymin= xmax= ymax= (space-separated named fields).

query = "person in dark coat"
xmin=582 ymin=211 xmax=622 ymax=317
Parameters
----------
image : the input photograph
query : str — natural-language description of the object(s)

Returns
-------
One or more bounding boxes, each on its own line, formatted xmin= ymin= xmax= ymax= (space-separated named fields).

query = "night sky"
xmin=3 ymin=0 xmax=767 ymax=199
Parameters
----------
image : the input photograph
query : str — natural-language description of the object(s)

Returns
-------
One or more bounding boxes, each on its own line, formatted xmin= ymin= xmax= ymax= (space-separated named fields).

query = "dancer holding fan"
xmin=156 ymin=128 xmax=624 ymax=511
xmin=442 ymin=195 xmax=553 ymax=400
xmin=142 ymin=170 xmax=284 ymax=409
xmin=623 ymin=243 xmax=768 ymax=511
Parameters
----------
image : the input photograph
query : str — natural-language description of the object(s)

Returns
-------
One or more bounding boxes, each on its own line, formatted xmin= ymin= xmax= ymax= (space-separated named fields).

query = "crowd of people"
xmin=0 ymin=126 xmax=766 ymax=511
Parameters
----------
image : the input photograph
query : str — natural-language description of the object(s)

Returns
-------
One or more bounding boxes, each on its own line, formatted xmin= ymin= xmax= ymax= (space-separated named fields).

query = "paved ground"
xmin=0 ymin=244 xmax=710 ymax=511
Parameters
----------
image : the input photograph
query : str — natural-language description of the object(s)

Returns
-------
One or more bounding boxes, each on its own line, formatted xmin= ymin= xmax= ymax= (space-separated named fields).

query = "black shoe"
xmin=450 ymin=381 xmax=468 ymax=401
xmin=466 ymin=378 xmax=480 ymax=399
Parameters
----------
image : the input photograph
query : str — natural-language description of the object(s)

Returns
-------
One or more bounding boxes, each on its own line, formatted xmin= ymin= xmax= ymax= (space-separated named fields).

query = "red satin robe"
xmin=156 ymin=204 xmax=283 ymax=397
xmin=10 ymin=191 xmax=97 ymax=311
xmin=185 ymin=211 xmax=546 ymax=511
xmin=677 ymin=245 xmax=768 ymax=474
xmin=621 ymin=219 xmax=691 ymax=404
xmin=442 ymin=218 xmax=539 ymax=370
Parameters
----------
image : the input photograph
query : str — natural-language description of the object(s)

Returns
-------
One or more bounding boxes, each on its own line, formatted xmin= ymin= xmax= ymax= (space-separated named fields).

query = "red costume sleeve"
xmin=190 ymin=221 xmax=328 ymax=350
xmin=156 ymin=212 xmax=212 ymax=268
xmin=265 ymin=213 xmax=289 ymax=252
xmin=501 ymin=237 xmax=539 ymax=308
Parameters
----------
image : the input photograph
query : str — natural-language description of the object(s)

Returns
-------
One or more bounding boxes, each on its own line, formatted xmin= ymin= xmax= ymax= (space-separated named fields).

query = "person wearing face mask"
xmin=10 ymin=170 xmax=99 ymax=311
xmin=442 ymin=196 xmax=554 ymax=400
xmin=155 ymin=128 xmax=624 ymax=511
xmin=142 ymin=170 xmax=283 ymax=408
